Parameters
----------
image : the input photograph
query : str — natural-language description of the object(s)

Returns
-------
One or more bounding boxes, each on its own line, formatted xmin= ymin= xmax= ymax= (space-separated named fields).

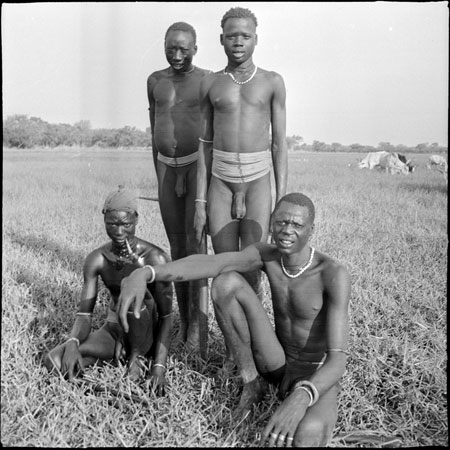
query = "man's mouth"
xmin=278 ymin=239 xmax=294 ymax=248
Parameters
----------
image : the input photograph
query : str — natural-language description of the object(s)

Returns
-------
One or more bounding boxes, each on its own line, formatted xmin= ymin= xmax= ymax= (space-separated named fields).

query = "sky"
xmin=2 ymin=1 xmax=448 ymax=146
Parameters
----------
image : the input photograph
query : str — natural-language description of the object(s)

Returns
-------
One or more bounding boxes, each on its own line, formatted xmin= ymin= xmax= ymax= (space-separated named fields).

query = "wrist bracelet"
xmin=198 ymin=137 xmax=213 ymax=143
xmin=295 ymin=386 xmax=314 ymax=406
xmin=293 ymin=380 xmax=319 ymax=406
xmin=195 ymin=199 xmax=207 ymax=203
xmin=159 ymin=312 xmax=173 ymax=319
xmin=76 ymin=312 xmax=93 ymax=317
xmin=143 ymin=265 xmax=156 ymax=283
xmin=327 ymin=348 xmax=349 ymax=356
xmin=66 ymin=337 xmax=80 ymax=346
xmin=153 ymin=363 xmax=166 ymax=370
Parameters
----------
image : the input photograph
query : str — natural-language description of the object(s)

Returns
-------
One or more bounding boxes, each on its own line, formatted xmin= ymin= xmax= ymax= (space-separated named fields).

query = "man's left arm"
xmin=270 ymin=72 xmax=288 ymax=203
xmin=307 ymin=263 xmax=351 ymax=394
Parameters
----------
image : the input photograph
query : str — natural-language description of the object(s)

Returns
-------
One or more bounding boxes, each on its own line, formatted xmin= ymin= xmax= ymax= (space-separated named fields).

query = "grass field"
xmin=2 ymin=147 xmax=447 ymax=447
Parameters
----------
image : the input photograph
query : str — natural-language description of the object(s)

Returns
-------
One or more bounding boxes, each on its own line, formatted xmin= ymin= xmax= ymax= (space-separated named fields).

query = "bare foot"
xmin=232 ymin=377 xmax=266 ymax=422
xmin=127 ymin=355 xmax=148 ymax=382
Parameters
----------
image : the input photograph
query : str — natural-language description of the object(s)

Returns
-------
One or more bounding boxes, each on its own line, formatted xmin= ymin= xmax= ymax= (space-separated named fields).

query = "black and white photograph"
xmin=2 ymin=2 xmax=447 ymax=447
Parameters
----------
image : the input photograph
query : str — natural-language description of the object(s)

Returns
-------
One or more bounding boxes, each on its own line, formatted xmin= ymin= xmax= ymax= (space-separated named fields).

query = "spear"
xmin=138 ymin=195 xmax=209 ymax=359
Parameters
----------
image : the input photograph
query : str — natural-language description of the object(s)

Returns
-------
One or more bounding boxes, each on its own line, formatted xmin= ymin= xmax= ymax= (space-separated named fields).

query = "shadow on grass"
xmin=398 ymin=181 xmax=448 ymax=195
xmin=7 ymin=231 xmax=86 ymax=274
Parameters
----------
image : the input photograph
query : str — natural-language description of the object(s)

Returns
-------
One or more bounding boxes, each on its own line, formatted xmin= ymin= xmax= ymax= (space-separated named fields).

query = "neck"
xmin=226 ymin=60 xmax=254 ymax=73
xmin=111 ymin=237 xmax=137 ymax=256
xmin=282 ymin=246 xmax=311 ymax=266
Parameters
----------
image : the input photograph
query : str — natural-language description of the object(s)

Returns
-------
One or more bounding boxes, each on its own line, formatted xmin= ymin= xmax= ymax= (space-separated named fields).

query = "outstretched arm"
xmin=118 ymin=245 xmax=264 ymax=332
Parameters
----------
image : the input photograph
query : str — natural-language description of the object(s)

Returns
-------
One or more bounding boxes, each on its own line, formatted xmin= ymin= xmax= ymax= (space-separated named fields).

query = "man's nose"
xmin=173 ymin=50 xmax=182 ymax=60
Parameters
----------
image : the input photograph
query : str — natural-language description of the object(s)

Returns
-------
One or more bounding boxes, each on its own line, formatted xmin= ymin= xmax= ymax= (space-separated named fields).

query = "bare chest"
xmin=153 ymin=78 xmax=201 ymax=110
xmin=210 ymin=78 xmax=272 ymax=113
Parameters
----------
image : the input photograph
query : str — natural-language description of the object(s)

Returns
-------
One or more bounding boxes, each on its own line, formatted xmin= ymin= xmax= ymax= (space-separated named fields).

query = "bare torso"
xmin=149 ymin=67 xmax=211 ymax=157
xmin=207 ymin=68 xmax=275 ymax=153
xmin=261 ymin=246 xmax=338 ymax=362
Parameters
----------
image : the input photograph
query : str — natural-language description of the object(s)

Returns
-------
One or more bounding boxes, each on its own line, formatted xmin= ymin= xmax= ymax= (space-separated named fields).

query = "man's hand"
xmin=259 ymin=390 xmax=309 ymax=447
xmin=118 ymin=268 xmax=150 ymax=333
xmin=61 ymin=341 xmax=84 ymax=382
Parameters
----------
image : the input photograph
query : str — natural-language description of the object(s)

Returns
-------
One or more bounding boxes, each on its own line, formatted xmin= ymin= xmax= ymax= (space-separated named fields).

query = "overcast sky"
xmin=2 ymin=2 xmax=448 ymax=146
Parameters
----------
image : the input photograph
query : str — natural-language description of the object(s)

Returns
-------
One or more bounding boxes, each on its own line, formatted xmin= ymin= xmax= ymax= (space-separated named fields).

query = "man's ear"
xmin=220 ymin=34 xmax=224 ymax=46
xmin=193 ymin=45 xmax=198 ymax=55
xmin=255 ymin=33 xmax=258 ymax=45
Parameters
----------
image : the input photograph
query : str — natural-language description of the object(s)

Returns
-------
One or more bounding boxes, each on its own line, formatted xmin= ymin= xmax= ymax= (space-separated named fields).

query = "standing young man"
xmin=118 ymin=193 xmax=351 ymax=446
xmin=44 ymin=187 xmax=173 ymax=395
xmin=194 ymin=7 xmax=288 ymax=298
xmin=147 ymin=22 xmax=211 ymax=351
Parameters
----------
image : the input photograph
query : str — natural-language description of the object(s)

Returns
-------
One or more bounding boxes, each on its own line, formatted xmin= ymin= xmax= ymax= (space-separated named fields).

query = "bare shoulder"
xmin=252 ymin=242 xmax=279 ymax=262
xmin=147 ymin=68 xmax=169 ymax=84
xmin=84 ymin=245 xmax=107 ymax=272
xmin=257 ymin=68 xmax=285 ymax=83
xmin=316 ymin=250 xmax=351 ymax=291
xmin=195 ymin=66 xmax=214 ymax=76
xmin=137 ymin=238 xmax=171 ymax=266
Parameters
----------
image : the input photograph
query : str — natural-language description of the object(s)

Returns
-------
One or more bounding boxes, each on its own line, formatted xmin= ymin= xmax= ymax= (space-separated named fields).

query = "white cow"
xmin=428 ymin=154 xmax=448 ymax=170
xmin=358 ymin=151 xmax=390 ymax=169
xmin=378 ymin=153 xmax=409 ymax=175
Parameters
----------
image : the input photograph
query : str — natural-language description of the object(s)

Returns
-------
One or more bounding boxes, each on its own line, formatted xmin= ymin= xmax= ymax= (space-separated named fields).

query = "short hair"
xmin=273 ymin=193 xmax=315 ymax=223
xmin=165 ymin=22 xmax=197 ymax=44
xmin=221 ymin=7 xmax=258 ymax=29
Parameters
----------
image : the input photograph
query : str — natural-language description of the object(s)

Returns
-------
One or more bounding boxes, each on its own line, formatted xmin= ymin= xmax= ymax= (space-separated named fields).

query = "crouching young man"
xmin=44 ymin=186 xmax=173 ymax=395
xmin=117 ymin=192 xmax=350 ymax=446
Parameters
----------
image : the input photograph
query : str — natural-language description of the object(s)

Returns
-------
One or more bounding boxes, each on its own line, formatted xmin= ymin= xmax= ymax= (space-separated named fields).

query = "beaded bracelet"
xmin=66 ymin=337 xmax=80 ymax=346
xmin=198 ymin=137 xmax=213 ymax=143
xmin=143 ymin=264 xmax=156 ymax=283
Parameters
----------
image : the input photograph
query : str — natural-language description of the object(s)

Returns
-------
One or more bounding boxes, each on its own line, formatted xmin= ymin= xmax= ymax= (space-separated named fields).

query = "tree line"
xmin=3 ymin=115 xmax=447 ymax=154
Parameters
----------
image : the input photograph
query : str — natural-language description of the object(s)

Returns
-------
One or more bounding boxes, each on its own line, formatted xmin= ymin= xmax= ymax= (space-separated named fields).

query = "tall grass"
xmin=2 ymin=147 xmax=447 ymax=447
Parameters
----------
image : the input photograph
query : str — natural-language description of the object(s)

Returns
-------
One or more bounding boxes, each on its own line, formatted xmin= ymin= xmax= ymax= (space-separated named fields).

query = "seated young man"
xmin=44 ymin=186 xmax=173 ymax=394
xmin=118 ymin=192 xmax=351 ymax=446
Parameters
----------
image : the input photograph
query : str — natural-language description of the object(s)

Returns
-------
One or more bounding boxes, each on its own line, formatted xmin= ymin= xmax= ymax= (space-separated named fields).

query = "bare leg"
xmin=125 ymin=303 xmax=157 ymax=381
xmin=211 ymin=271 xmax=285 ymax=419
xmin=157 ymin=161 xmax=193 ymax=346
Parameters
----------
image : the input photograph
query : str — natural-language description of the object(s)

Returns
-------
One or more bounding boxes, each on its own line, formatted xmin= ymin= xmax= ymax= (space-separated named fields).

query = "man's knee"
xmin=294 ymin=416 xmax=334 ymax=447
xmin=211 ymin=272 xmax=245 ymax=306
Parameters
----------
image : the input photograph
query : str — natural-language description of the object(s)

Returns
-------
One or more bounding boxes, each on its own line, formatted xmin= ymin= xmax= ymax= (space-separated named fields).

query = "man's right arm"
xmin=118 ymin=245 xmax=265 ymax=332
xmin=147 ymin=74 xmax=158 ymax=170
xmin=194 ymin=75 xmax=215 ymax=243
xmin=61 ymin=252 xmax=99 ymax=379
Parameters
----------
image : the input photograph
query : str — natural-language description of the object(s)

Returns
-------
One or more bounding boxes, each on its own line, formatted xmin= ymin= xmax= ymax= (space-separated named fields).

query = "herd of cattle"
xmin=356 ymin=151 xmax=448 ymax=176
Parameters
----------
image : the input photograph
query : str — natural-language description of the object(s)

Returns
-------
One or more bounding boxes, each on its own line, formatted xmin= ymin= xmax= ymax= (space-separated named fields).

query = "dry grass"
xmin=2 ymin=147 xmax=447 ymax=447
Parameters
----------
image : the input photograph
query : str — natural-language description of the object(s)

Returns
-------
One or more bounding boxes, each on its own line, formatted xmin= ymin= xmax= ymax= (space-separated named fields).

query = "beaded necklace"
xmin=280 ymin=247 xmax=315 ymax=278
xmin=223 ymin=65 xmax=258 ymax=85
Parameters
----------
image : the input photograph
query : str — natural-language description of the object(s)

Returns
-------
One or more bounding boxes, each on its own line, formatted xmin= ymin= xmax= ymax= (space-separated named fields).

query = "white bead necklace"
xmin=280 ymin=247 xmax=315 ymax=278
xmin=224 ymin=65 xmax=258 ymax=85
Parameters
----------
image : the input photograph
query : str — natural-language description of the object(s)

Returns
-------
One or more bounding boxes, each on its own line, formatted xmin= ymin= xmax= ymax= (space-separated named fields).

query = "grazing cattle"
xmin=358 ymin=151 xmax=390 ymax=169
xmin=428 ymin=154 xmax=448 ymax=170
xmin=358 ymin=151 xmax=409 ymax=174
xmin=378 ymin=152 xmax=409 ymax=175
xmin=394 ymin=153 xmax=415 ymax=173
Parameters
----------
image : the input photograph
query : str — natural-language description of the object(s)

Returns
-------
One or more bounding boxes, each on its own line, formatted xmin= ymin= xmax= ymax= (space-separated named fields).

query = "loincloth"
xmin=157 ymin=151 xmax=198 ymax=168
xmin=212 ymin=148 xmax=271 ymax=183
